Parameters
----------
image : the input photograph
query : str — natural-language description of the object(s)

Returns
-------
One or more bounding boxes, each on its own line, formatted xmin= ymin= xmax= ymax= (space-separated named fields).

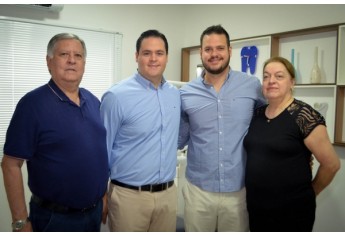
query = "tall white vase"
xmin=310 ymin=46 xmax=322 ymax=84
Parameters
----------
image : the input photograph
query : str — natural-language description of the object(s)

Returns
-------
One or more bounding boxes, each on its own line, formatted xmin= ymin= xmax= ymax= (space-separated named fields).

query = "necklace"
xmin=266 ymin=97 xmax=294 ymax=123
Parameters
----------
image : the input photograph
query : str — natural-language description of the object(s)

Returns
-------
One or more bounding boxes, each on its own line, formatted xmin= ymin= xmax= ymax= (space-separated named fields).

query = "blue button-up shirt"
xmin=100 ymin=72 xmax=181 ymax=186
xmin=178 ymin=69 xmax=266 ymax=192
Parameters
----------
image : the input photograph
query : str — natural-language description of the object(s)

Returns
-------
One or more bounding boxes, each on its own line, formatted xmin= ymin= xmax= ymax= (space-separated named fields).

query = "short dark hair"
xmin=136 ymin=29 xmax=168 ymax=54
xmin=200 ymin=25 xmax=230 ymax=48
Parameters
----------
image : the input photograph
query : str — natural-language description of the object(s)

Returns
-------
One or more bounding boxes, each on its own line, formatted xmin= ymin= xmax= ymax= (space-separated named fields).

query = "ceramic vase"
xmin=310 ymin=46 xmax=322 ymax=84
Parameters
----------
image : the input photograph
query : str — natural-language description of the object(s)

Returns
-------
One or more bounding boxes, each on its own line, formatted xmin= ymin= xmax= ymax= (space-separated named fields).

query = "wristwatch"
xmin=12 ymin=218 xmax=29 ymax=231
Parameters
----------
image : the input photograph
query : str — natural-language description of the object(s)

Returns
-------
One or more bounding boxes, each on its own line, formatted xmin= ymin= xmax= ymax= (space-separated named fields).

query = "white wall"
xmin=181 ymin=4 xmax=345 ymax=46
xmin=0 ymin=4 xmax=344 ymax=232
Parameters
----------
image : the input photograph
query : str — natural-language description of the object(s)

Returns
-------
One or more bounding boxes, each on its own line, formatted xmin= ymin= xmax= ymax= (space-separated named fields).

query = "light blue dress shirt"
xmin=178 ymin=69 xmax=266 ymax=192
xmin=100 ymin=72 xmax=181 ymax=186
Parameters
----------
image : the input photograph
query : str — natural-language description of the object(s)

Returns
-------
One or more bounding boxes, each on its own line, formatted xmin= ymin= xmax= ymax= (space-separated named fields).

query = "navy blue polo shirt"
xmin=4 ymin=79 xmax=109 ymax=209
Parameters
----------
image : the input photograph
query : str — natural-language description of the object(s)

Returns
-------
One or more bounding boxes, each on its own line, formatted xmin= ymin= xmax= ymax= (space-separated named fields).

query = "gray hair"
xmin=47 ymin=33 xmax=87 ymax=58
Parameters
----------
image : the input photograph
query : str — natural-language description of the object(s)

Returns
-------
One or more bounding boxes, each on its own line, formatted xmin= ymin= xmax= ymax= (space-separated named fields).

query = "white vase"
xmin=310 ymin=46 xmax=322 ymax=84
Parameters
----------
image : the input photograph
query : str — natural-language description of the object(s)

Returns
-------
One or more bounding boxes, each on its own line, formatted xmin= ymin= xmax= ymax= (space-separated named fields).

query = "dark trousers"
xmin=248 ymin=208 xmax=315 ymax=232
xmin=29 ymin=198 xmax=103 ymax=232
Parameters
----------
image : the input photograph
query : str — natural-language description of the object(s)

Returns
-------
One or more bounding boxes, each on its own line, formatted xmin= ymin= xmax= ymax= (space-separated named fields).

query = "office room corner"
xmin=1 ymin=3 xmax=345 ymax=232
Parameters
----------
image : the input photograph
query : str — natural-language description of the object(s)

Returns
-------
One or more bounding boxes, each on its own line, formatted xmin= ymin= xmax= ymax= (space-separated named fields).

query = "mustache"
xmin=209 ymin=55 xmax=222 ymax=61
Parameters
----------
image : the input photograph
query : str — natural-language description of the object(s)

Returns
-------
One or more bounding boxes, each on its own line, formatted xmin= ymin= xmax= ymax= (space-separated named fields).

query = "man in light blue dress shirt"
xmin=100 ymin=30 xmax=180 ymax=231
xmin=178 ymin=25 xmax=266 ymax=232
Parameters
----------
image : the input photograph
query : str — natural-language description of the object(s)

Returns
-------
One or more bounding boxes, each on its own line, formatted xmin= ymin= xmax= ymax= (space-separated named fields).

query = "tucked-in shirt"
xmin=4 ymin=79 xmax=109 ymax=209
xmin=178 ymin=69 xmax=266 ymax=192
xmin=100 ymin=72 xmax=181 ymax=186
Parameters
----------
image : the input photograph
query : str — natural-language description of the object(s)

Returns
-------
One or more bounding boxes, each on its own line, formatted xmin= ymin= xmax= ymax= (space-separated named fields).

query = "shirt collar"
xmin=135 ymin=71 xmax=166 ymax=89
xmin=47 ymin=79 xmax=85 ymax=105
xmin=201 ymin=66 xmax=231 ymax=86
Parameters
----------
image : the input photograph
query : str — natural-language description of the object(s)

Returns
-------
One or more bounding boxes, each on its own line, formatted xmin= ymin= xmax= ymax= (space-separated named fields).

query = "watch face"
xmin=15 ymin=222 xmax=22 ymax=229
xmin=12 ymin=219 xmax=27 ymax=231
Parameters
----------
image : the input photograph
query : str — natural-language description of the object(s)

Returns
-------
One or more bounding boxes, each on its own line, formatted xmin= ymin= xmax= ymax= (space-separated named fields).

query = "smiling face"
xmin=46 ymin=39 xmax=86 ymax=86
xmin=135 ymin=36 xmax=168 ymax=84
xmin=262 ymin=61 xmax=295 ymax=101
xmin=200 ymin=33 xmax=231 ymax=75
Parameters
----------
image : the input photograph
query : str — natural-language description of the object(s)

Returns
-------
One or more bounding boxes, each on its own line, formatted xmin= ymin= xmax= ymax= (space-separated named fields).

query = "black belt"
xmin=31 ymin=194 xmax=98 ymax=214
xmin=111 ymin=179 xmax=174 ymax=192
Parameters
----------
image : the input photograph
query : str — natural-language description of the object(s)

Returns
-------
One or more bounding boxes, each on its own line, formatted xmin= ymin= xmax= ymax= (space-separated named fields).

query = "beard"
xmin=202 ymin=55 xmax=230 ymax=75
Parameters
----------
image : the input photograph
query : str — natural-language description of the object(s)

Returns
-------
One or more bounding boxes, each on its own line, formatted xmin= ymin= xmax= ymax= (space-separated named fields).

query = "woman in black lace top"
xmin=243 ymin=56 xmax=340 ymax=232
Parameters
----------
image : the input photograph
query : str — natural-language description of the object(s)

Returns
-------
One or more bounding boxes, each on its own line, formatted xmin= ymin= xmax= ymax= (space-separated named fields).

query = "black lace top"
xmin=287 ymin=99 xmax=325 ymax=138
xmin=244 ymin=99 xmax=325 ymax=213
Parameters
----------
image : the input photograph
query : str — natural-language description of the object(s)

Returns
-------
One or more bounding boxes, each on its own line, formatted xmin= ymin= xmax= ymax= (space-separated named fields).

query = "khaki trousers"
xmin=107 ymin=182 xmax=177 ymax=232
xmin=183 ymin=180 xmax=249 ymax=232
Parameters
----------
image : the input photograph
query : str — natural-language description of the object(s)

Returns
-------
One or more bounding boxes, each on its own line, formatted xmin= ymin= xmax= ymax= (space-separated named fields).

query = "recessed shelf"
xmin=274 ymin=29 xmax=337 ymax=85
xmin=230 ymin=36 xmax=271 ymax=83
xmin=294 ymin=86 xmax=336 ymax=143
